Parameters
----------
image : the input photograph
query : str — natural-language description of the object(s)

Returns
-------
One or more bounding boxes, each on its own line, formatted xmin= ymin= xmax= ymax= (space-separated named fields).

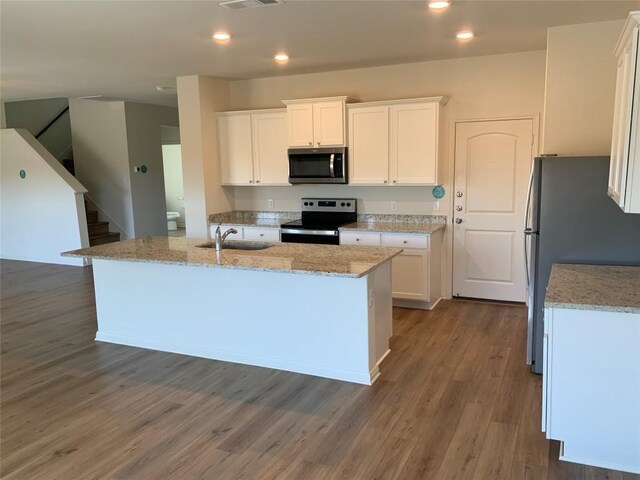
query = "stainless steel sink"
xmin=197 ymin=241 xmax=273 ymax=251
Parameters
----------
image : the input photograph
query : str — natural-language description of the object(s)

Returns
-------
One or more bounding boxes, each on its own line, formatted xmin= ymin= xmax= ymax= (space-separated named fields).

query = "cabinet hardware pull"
xmin=403 ymin=240 xmax=408 ymax=244
xmin=384 ymin=180 xmax=388 ymax=184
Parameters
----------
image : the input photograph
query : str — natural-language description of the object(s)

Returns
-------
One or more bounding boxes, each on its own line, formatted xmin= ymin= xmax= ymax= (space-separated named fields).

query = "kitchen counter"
xmin=64 ymin=236 xmax=397 ymax=385
xmin=340 ymin=221 xmax=445 ymax=234
xmin=209 ymin=210 xmax=298 ymax=228
xmin=545 ymin=264 xmax=640 ymax=314
xmin=63 ymin=236 xmax=402 ymax=278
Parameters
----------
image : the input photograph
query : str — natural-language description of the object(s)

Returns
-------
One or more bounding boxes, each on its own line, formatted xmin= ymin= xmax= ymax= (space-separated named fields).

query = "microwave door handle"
xmin=329 ymin=154 xmax=335 ymax=178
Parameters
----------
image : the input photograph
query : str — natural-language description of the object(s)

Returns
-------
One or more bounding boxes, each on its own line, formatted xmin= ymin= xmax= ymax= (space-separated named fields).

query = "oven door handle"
xmin=281 ymin=228 xmax=338 ymax=236
xmin=329 ymin=154 xmax=335 ymax=178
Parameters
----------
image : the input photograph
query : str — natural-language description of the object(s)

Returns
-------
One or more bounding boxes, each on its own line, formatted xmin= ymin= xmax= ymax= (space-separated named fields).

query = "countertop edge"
xmin=545 ymin=301 xmax=640 ymax=315
xmin=62 ymin=249 xmax=403 ymax=279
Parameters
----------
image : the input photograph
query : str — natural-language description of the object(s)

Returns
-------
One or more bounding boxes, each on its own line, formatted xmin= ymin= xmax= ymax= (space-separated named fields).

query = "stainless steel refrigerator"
xmin=525 ymin=156 xmax=640 ymax=374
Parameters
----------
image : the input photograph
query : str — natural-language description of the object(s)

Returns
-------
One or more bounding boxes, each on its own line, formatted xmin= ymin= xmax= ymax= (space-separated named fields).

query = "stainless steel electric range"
xmin=280 ymin=198 xmax=357 ymax=245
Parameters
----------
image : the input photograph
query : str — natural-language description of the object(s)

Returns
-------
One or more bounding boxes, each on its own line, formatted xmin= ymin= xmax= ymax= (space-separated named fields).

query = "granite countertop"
xmin=340 ymin=221 xmax=445 ymax=234
xmin=63 ymin=237 xmax=402 ymax=278
xmin=545 ymin=264 xmax=640 ymax=314
xmin=209 ymin=211 xmax=298 ymax=228
xmin=340 ymin=214 xmax=447 ymax=234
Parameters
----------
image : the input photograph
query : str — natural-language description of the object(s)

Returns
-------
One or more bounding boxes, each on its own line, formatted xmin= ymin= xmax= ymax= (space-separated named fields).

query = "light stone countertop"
xmin=63 ymin=237 xmax=402 ymax=278
xmin=340 ymin=221 xmax=445 ymax=235
xmin=209 ymin=211 xmax=298 ymax=228
xmin=545 ymin=264 xmax=640 ymax=314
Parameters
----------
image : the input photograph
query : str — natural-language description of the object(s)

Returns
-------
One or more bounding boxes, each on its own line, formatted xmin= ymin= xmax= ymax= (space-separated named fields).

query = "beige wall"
xmin=228 ymin=50 xmax=546 ymax=215
xmin=124 ymin=102 xmax=179 ymax=236
xmin=543 ymin=19 xmax=625 ymax=156
xmin=177 ymin=75 xmax=234 ymax=238
xmin=69 ymin=99 xmax=133 ymax=237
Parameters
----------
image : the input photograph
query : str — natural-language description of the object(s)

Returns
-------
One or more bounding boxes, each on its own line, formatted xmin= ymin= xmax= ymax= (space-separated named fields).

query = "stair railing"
xmin=35 ymin=106 xmax=70 ymax=139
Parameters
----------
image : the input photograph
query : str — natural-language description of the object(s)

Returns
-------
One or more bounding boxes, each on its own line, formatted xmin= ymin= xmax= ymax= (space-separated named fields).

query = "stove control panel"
xmin=300 ymin=198 xmax=357 ymax=213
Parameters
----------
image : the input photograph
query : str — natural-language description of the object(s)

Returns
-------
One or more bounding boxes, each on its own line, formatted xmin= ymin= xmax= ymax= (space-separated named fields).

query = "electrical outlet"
xmin=267 ymin=199 xmax=274 ymax=209
xmin=391 ymin=201 xmax=398 ymax=212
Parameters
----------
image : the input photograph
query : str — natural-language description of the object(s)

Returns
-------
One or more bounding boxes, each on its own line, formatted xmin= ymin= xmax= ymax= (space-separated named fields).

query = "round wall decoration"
xmin=19 ymin=169 xmax=26 ymax=179
xmin=432 ymin=185 xmax=445 ymax=199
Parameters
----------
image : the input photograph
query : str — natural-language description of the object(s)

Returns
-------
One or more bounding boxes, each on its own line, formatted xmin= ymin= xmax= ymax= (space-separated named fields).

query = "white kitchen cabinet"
xmin=340 ymin=229 xmax=442 ymax=309
xmin=218 ymin=109 xmax=288 ymax=186
xmin=243 ymin=226 xmax=280 ymax=242
xmin=348 ymin=97 xmax=447 ymax=186
xmin=348 ymin=105 xmax=391 ymax=185
xmin=218 ymin=115 xmax=254 ymax=185
xmin=282 ymin=97 xmax=356 ymax=148
xmin=609 ymin=12 xmax=640 ymax=214
xmin=209 ymin=224 xmax=280 ymax=242
xmin=543 ymin=306 xmax=640 ymax=473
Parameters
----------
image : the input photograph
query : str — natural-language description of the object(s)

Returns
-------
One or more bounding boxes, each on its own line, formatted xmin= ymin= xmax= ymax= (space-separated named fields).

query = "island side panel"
xmin=368 ymin=260 xmax=393 ymax=383
xmin=91 ymin=259 xmax=378 ymax=384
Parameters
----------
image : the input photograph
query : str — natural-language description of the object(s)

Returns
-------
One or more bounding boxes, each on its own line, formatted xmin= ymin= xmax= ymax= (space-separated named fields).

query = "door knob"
xmin=456 ymin=205 xmax=463 ymax=211
xmin=455 ymin=218 xmax=463 ymax=224
xmin=456 ymin=191 xmax=463 ymax=197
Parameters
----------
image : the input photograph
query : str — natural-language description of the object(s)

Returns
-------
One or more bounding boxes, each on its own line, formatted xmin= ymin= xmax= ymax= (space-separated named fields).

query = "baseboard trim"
xmin=393 ymin=297 xmax=442 ymax=311
xmin=95 ymin=331 xmax=378 ymax=386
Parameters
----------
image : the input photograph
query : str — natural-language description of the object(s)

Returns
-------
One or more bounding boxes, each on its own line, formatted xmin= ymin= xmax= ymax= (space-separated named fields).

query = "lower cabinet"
xmin=543 ymin=306 xmax=640 ymax=474
xmin=209 ymin=224 xmax=280 ymax=242
xmin=340 ymin=230 xmax=442 ymax=309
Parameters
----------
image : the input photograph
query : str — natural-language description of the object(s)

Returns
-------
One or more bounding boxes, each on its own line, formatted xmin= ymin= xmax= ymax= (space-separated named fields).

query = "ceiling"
xmin=1 ymin=0 xmax=638 ymax=107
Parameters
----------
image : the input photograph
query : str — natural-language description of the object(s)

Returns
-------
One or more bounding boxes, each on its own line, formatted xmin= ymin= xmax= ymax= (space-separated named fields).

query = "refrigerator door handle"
xmin=524 ymin=164 xmax=535 ymax=291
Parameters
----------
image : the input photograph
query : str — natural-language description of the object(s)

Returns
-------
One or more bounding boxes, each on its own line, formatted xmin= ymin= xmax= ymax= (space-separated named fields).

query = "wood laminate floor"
xmin=1 ymin=259 xmax=637 ymax=480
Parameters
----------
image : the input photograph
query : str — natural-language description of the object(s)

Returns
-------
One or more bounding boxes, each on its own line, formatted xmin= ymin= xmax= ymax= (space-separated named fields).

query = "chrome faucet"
xmin=214 ymin=224 xmax=238 ymax=251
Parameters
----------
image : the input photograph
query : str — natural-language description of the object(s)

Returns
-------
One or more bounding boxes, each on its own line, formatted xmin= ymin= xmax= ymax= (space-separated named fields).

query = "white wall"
xmin=228 ymin=50 xmax=546 ymax=215
xmin=0 ymin=129 xmax=89 ymax=266
xmin=162 ymin=144 xmax=185 ymax=227
xmin=124 ymin=102 xmax=179 ymax=236
xmin=69 ymin=99 xmax=133 ymax=238
xmin=177 ymin=75 xmax=234 ymax=238
xmin=4 ymin=97 xmax=72 ymax=160
xmin=543 ymin=20 xmax=625 ymax=156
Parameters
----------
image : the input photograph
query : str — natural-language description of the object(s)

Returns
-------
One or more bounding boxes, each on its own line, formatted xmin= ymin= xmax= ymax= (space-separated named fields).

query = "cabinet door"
xmin=391 ymin=249 xmax=429 ymax=301
xmin=251 ymin=112 xmax=289 ymax=185
xmin=348 ymin=106 xmax=390 ymax=185
xmin=609 ymin=27 xmax=637 ymax=208
xmin=218 ymin=115 xmax=254 ymax=185
xmin=313 ymin=101 xmax=345 ymax=146
xmin=287 ymin=103 xmax=314 ymax=147
xmin=390 ymin=102 xmax=438 ymax=185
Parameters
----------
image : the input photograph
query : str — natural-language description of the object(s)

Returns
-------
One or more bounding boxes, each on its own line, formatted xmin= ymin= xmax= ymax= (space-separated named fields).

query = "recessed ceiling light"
xmin=213 ymin=32 xmax=232 ymax=43
xmin=428 ymin=1 xmax=451 ymax=10
xmin=274 ymin=53 xmax=289 ymax=64
xmin=456 ymin=31 xmax=474 ymax=40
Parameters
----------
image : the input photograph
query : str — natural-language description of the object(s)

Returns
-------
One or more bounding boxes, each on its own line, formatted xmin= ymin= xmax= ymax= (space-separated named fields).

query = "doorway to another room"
xmin=161 ymin=126 xmax=186 ymax=237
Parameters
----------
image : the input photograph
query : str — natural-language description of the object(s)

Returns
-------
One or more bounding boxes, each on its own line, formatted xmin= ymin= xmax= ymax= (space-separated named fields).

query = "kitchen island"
xmin=63 ymin=237 xmax=402 ymax=385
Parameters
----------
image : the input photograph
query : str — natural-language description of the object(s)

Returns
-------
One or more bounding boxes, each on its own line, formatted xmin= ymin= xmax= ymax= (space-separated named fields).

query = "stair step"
xmin=86 ymin=211 xmax=98 ymax=224
xmin=90 ymin=232 xmax=120 ymax=246
xmin=88 ymin=221 xmax=109 ymax=237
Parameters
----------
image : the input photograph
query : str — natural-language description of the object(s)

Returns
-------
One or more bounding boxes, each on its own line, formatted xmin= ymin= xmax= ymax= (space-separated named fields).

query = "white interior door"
xmin=453 ymin=119 xmax=534 ymax=302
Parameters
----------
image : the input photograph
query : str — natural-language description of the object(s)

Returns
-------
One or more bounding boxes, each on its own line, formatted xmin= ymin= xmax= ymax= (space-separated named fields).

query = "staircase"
xmin=86 ymin=209 xmax=121 ymax=246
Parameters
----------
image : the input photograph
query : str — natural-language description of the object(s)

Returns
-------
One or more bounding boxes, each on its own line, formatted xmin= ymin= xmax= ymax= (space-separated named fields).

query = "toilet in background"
xmin=167 ymin=212 xmax=180 ymax=231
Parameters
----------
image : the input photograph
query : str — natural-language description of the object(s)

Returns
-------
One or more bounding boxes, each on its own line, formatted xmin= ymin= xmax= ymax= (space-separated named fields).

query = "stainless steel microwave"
xmin=288 ymin=147 xmax=348 ymax=184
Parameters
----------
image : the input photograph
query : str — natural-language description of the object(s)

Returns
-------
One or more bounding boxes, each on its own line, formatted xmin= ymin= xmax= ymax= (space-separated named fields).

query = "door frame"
xmin=448 ymin=114 xmax=540 ymax=300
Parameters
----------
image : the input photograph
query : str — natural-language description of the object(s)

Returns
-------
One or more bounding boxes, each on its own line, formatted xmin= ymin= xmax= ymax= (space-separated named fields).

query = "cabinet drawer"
xmin=340 ymin=231 xmax=381 ymax=246
xmin=243 ymin=227 xmax=280 ymax=242
xmin=382 ymin=233 xmax=429 ymax=250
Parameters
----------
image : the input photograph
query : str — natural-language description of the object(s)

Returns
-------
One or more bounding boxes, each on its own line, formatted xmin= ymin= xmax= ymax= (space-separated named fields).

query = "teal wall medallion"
xmin=140 ymin=165 xmax=148 ymax=174
xmin=432 ymin=185 xmax=445 ymax=199
xmin=19 ymin=169 xmax=26 ymax=179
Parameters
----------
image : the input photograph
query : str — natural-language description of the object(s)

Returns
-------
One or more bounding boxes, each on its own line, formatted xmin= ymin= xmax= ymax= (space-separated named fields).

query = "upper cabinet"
xmin=348 ymin=97 xmax=447 ymax=186
xmin=609 ymin=12 xmax=640 ymax=214
xmin=282 ymin=97 xmax=357 ymax=148
xmin=218 ymin=109 xmax=289 ymax=186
